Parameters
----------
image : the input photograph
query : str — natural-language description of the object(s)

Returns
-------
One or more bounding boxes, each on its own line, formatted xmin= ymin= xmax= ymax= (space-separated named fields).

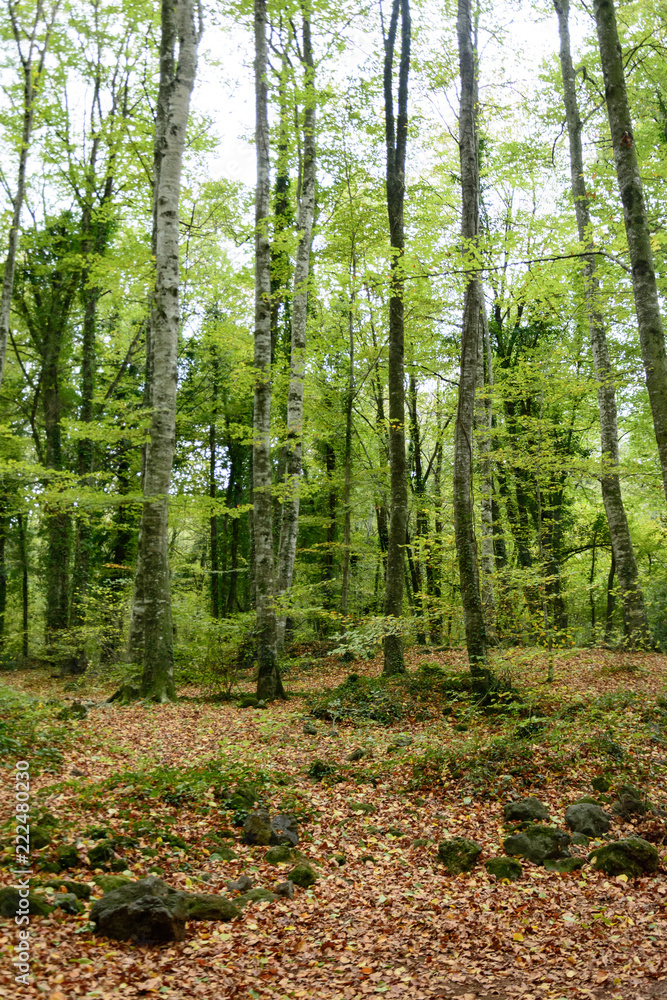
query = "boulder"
xmin=275 ymin=880 xmax=295 ymax=899
xmin=236 ymin=887 xmax=277 ymax=906
xmin=89 ymin=840 xmax=115 ymax=867
xmin=437 ymin=837 xmax=482 ymax=875
xmin=270 ymin=814 xmax=298 ymax=847
xmin=30 ymin=826 xmax=51 ymax=851
xmin=503 ymin=824 xmax=570 ymax=865
xmin=51 ymin=892 xmax=85 ymax=915
xmin=184 ymin=893 xmax=239 ymax=921
xmin=611 ymin=785 xmax=650 ymax=819
xmin=544 ymin=857 xmax=585 ymax=874
xmin=94 ymin=875 xmax=131 ymax=892
xmin=485 ymin=857 xmax=522 ymax=881
xmin=288 ymin=863 xmax=317 ymax=888
xmin=41 ymin=879 xmax=91 ymax=900
xmin=347 ymin=747 xmax=366 ymax=762
xmin=591 ymin=775 xmax=611 ymax=793
xmin=54 ymin=844 xmax=80 ymax=870
xmin=302 ymin=721 xmax=317 ymax=736
xmin=0 ymin=887 xmax=52 ymax=917
xmin=209 ymin=848 xmax=237 ymax=862
xmin=243 ymin=809 xmax=272 ymax=846
xmin=565 ymin=803 xmax=611 ymax=838
xmin=588 ymin=837 xmax=659 ymax=877
xmin=90 ymin=877 xmax=187 ymax=942
xmin=503 ymin=797 xmax=549 ymax=823
xmin=571 ymin=832 xmax=590 ymax=847
xmin=265 ymin=845 xmax=299 ymax=864
xmin=226 ymin=875 xmax=253 ymax=892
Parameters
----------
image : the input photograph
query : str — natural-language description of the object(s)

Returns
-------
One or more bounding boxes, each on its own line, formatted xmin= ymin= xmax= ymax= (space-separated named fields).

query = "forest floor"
xmin=1 ymin=645 xmax=667 ymax=1000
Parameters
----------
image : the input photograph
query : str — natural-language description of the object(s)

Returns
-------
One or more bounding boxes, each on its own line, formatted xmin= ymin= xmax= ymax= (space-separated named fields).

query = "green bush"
xmin=309 ymin=675 xmax=405 ymax=725
xmin=0 ymin=684 xmax=71 ymax=770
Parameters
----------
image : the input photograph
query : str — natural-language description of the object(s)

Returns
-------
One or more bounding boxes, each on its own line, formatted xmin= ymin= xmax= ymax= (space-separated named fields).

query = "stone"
xmin=243 ymin=809 xmax=272 ymax=846
xmin=0 ymin=887 xmax=52 ymax=917
xmin=288 ymin=863 xmax=317 ymax=888
xmin=184 ymin=893 xmax=239 ymax=921
xmin=349 ymin=802 xmax=376 ymax=815
xmin=387 ymin=827 xmax=405 ymax=838
xmin=51 ymin=892 xmax=85 ymax=915
xmin=303 ymin=721 xmax=317 ymax=735
xmin=236 ymin=887 xmax=277 ymax=907
xmin=412 ymin=838 xmax=429 ymax=847
xmin=437 ymin=837 xmax=482 ymax=875
xmin=588 ymin=837 xmax=659 ymax=878
xmin=89 ymin=840 xmax=115 ymax=867
xmin=571 ymin=832 xmax=590 ymax=846
xmin=565 ymin=803 xmax=611 ymax=838
xmin=41 ymin=879 xmax=91 ymax=900
xmin=347 ymin=747 xmax=366 ymax=762
xmin=576 ymin=795 xmax=601 ymax=805
xmin=209 ymin=849 xmax=237 ymax=862
xmin=544 ymin=857 xmax=585 ymax=874
xmin=86 ymin=826 xmax=111 ymax=840
xmin=30 ymin=826 xmax=51 ymax=850
xmin=485 ymin=857 xmax=522 ymax=881
xmin=35 ymin=812 xmax=58 ymax=829
xmin=55 ymin=844 xmax=80 ymax=870
xmin=333 ymin=853 xmax=347 ymax=866
xmin=503 ymin=797 xmax=549 ymax=823
xmin=611 ymin=785 xmax=650 ymax=818
xmin=591 ymin=775 xmax=612 ymax=793
xmin=270 ymin=814 xmax=299 ymax=847
xmin=237 ymin=694 xmax=258 ymax=709
xmin=275 ymin=880 xmax=295 ymax=899
xmin=94 ymin=874 xmax=132 ymax=892
xmin=265 ymin=845 xmax=296 ymax=864
xmin=226 ymin=874 xmax=253 ymax=892
xmin=90 ymin=876 xmax=187 ymax=942
xmin=359 ymin=854 xmax=376 ymax=864
xmin=503 ymin=824 xmax=571 ymax=865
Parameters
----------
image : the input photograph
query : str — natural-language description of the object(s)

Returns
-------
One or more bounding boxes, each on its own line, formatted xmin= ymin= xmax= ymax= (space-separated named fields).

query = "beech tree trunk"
xmin=555 ymin=0 xmax=650 ymax=647
xmin=453 ymin=0 xmax=490 ymax=689
xmin=254 ymin=0 xmax=284 ymax=700
xmin=475 ymin=307 xmax=496 ymax=641
xmin=129 ymin=0 xmax=201 ymax=702
xmin=593 ymin=0 xmax=667 ymax=504
xmin=382 ymin=0 xmax=410 ymax=676
xmin=276 ymin=13 xmax=316 ymax=651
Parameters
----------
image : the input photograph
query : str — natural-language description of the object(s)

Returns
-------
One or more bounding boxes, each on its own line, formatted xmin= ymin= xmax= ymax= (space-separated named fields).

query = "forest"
xmin=0 ymin=0 xmax=666 ymax=998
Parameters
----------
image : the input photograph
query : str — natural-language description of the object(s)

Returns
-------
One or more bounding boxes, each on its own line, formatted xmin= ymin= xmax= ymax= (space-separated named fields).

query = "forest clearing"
xmin=1 ymin=647 xmax=667 ymax=999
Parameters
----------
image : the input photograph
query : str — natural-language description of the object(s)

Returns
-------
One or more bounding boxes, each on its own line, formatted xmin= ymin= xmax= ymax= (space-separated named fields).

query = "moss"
xmin=485 ymin=857 xmax=522 ymax=881
xmin=289 ymin=863 xmax=317 ymax=888
xmin=588 ymin=837 xmax=659 ymax=877
xmin=437 ymin=837 xmax=481 ymax=874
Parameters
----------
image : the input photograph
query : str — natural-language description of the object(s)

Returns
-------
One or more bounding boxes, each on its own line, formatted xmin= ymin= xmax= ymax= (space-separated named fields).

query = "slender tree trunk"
xmin=0 ymin=0 xmax=59 ymax=387
xmin=605 ymin=550 xmax=617 ymax=642
xmin=476 ymin=306 xmax=496 ymax=641
xmin=407 ymin=373 xmax=426 ymax=643
xmin=555 ymin=0 xmax=651 ymax=647
xmin=254 ymin=0 xmax=284 ymax=700
xmin=340 ymin=293 xmax=354 ymax=617
xmin=276 ymin=14 xmax=316 ymax=650
xmin=18 ymin=513 xmax=28 ymax=659
xmin=0 ymin=502 xmax=8 ymax=656
xmin=453 ymin=0 xmax=490 ymax=689
xmin=382 ymin=0 xmax=410 ymax=676
xmin=209 ymin=416 xmax=219 ymax=620
xmin=130 ymin=0 xmax=201 ymax=702
xmin=593 ymin=0 xmax=667 ymax=504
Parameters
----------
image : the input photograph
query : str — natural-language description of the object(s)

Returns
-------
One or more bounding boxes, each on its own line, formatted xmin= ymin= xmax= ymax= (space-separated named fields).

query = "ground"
xmin=1 ymin=645 xmax=666 ymax=1000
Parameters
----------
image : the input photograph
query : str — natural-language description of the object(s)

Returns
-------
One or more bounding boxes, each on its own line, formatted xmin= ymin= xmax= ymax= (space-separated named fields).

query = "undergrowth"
xmin=0 ymin=683 xmax=72 ymax=771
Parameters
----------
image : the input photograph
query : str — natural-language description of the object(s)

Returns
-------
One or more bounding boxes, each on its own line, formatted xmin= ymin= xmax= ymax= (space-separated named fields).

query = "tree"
xmin=382 ymin=0 xmax=410 ymax=677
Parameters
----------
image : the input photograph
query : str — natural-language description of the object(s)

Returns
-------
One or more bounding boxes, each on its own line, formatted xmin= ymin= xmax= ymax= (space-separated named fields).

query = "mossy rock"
xmin=0 ymin=887 xmax=53 ymax=917
xmin=40 ymin=879 xmax=91 ymax=900
xmin=485 ymin=857 xmax=522 ymax=881
xmin=89 ymin=840 xmax=115 ymax=866
xmin=503 ymin=824 xmax=570 ymax=865
xmin=544 ymin=857 xmax=585 ymax=874
xmin=437 ymin=837 xmax=482 ymax=875
xmin=184 ymin=893 xmax=239 ymax=921
xmin=94 ymin=874 xmax=132 ymax=892
xmin=55 ymin=844 xmax=80 ymax=870
xmin=412 ymin=838 xmax=429 ymax=847
xmin=571 ymin=832 xmax=590 ymax=847
xmin=85 ymin=826 xmax=112 ymax=840
xmin=565 ymin=803 xmax=611 ymax=837
xmin=350 ymin=801 xmax=376 ymax=815
xmin=51 ymin=891 xmax=85 ymax=915
xmin=591 ymin=775 xmax=612 ymax=793
xmin=265 ymin=845 xmax=299 ymax=864
xmin=237 ymin=695 xmax=258 ymax=709
xmin=588 ymin=837 xmax=659 ymax=877
xmin=236 ymin=887 xmax=277 ymax=907
xmin=35 ymin=812 xmax=59 ymax=829
xmin=209 ymin=847 xmax=237 ymax=861
xmin=503 ymin=797 xmax=549 ymax=824
xmin=31 ymin=826 xmax=51 ymax=851
xmin=288 ymin=863 xmax=317 ymax=888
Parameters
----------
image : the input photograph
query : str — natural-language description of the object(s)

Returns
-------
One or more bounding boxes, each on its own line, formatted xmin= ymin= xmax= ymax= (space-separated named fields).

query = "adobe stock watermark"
xmin=12 ymin=760 xmax=32 ymax=986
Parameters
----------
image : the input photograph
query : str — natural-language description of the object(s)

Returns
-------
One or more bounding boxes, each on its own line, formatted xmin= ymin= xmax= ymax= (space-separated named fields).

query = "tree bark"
xmin=17 ymin=512 xmax=28 ymax=659
xmin=556 ymin=0 xmax=651 ymax=647
xmin=475 ymin=306 xmax=496 ymax=641
xmin=130 ymin=0 xmax=201 ymax=702
xmin=593 ymin=0 xmax=667 ymax=505
xmin=254 ymin=0 xmax=284 ymax=700
xmin=382 ymin=0 xmax=410 ymax=676
xmin=453 ymin=0 xmax=490 ymax=689
xmin=340 ymin=292 xmax=354 ymax=617
xmin=276 ymin=12 xmax=316 ymax=650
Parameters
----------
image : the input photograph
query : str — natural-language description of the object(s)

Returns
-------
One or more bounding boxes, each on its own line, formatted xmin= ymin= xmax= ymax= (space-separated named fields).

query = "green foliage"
xmin=0 ymin=684 xmax=71 ymax=770
xmin=309 ymin=674 xmax=406 ymax=726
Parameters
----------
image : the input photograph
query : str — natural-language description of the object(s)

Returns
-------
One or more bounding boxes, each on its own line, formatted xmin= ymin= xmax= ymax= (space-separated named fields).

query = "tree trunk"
xmin=555 ymin=0 xmax=651 ymax=647
xmin=276 ymin=14 xmax=316 ymax=650
xmin=130 ymin=0 xmax=201 ymax=702
xmin=254 ymin=0 xmax=284 ymax=700
xmin=453 ymin=0 xmax=490 ymax=689
xmin=340 ymin=292 xmax=354 ymax=617
xmin=593 ymin=0 xmax=667 ymax=504
xmin=476 ymin=306 xmax=496 ymax=641
xmin=382 ymin=0 xmax=410 ymax=676
xmin=407 ymin=373 xmax=426 ymax=642
xmin=17 ymin=513 xmax=29 ymax=659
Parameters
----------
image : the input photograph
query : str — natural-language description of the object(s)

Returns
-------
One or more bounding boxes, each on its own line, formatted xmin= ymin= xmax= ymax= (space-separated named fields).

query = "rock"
xmin=41 ymin=879 xmax=91 ymax=900
xmin=288 ymin=863 xmax=317 ymax=888
xmin=565 ymin=803 xmax=611 ymax=837
xmin=184 ymin=893 xmax=239 ymax=921
xmin=503 ymin=797 xmax=549 ymax=823
xmin=243 ymin=809 xmax=272 ymax=846
xmin=57 ymin=701 xmax=88 ymax=720
xmin=576 ymin=795 xmax=601 ymax=805
xmin=110 ymin=859 xmax=128 ymax=872
xmin=236 ymin=887 xmax=277 ymax=907
xmin=359 ymin=854 xmax=376 ymax=863
xmin=303 ymin=721 xmax=317 ymax=735
xmin=30 ymin=826 xmax=51 ymax=850
xmin=503 ymin=825 xmax=571 ymax=865
xmin=571 ymin=832 xmax=590 ymax=846
xmin=93 ymin=875 xmax=132 ymax=892
xmin=333 ymin=853 xmax=347 ymax=866
xmin=86 ymin=826 xmax=111 ymax=840
xmin=485 ymin=857 xmax=522 ymax=881
xmin=544 ymin=857 xmax=585 ymax=874
xmin=89 ymin=840 xmax=115 ymax=867
xmin=0 ymin=887 xmax=53 ymax=917
xmin=226 ymin=874 xmax=253 ymax=892
xmin=588 ymin=837 xmax=659 ymax=877
xmin=265 ymin=845 xmax=296 ymax=864
xmin=611 ymin=785 xmax=650 ymax=818
xmin=90 ymin=876 xmax=187 ymax=943
xmin=347 ymin=747 xmax=366 ymax=762
xmin=275 ymin=880 xmax=295 ymax=899
xmin=591 ymin=775 xmax=612 ymax=793
xmin=51 ymin=892 xmax=85 ymax=915
xmin=308 ymin=759 xmax=336 ymax=781
xmin=270 ymin=814 xmax=299 ymax=847
xmin=55 ymin=844 xmax=80 ymax=870
xmin=437 ymin=837 xmax=482 ymax=875
xmin=387 ymin=827 xmax=405 ymax=837
xmin=209 ymin=849 xmax=237 ymax=862
xmin=412 ymin=838 xmax=429 ymax=847
xmin=71 ymin=767 xmax=85 ymax=776
xmin=349 ymin=802 xmax=376 ymax=815
xmin=237 ymin=694 xmax=258 ymax=709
